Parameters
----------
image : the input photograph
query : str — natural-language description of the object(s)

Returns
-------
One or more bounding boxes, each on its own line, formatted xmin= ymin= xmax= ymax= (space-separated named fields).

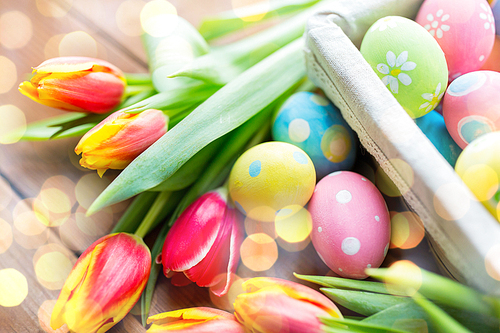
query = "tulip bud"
xmin=234 ymin=277 xmax=343 ymax=333
xmin=161 ymin=188 xmax=244 ymax=296
xmin=18 ymin=56 xmax=126 ymax=113
xmin=146 ymin=307 xmax=245 ymax=332
xmin=75 ymin=109 xmax=168 ymax=177
xmin=50 ymin=233 xmax=151 ymax=333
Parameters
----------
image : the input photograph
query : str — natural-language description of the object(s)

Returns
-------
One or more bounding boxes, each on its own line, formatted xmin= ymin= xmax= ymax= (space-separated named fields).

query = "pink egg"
xmin=308 ymin=171 xmax=390 ymax=279
xmin=416 ymin=0 xmax=495 ymax=80
xmin=443 ymin=70 xmax=500 ymax=148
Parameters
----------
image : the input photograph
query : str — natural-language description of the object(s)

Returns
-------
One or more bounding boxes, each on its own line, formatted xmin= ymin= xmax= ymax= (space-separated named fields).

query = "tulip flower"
xmin=51 ymin=233 xmax=151 ymax=333
xmin=18 ymin=56 xmax=126 ymax=113
xmin=234 ymin=277 xmax=343 ymax=333
xmin=146 ymin=307 xmax=245 ymax=332
xmin=75 ymin=108 xmax=168 ymax=177
xmin=161 ymin=188 xmax=244 ymax=296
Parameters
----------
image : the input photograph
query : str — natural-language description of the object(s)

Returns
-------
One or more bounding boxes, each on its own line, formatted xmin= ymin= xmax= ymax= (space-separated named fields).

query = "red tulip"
xmin=161 ymin=188 xmax=244 ymax=296
xmin=146 ymin=307 xmax=245 ymax=332
xmin=234 ymin=277 xmax=343 ymax=333
xmin=50 ymin=233 xmax=151 ymax=333
xmin=19 ymin=56 xmax=126 ymax=113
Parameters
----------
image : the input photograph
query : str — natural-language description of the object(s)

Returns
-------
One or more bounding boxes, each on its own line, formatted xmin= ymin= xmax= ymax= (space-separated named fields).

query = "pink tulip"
xmin=234 ymin=277 xmax=343 ymax=333
xmin=161 ymin=188 xmax=244 ymax=296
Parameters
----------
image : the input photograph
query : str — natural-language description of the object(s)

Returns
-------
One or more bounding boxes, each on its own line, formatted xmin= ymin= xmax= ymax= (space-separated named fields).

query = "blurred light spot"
xmin=385 ymin=260 xmax=422 ymax=296
xmin=390 ymin=211 xmax=425 ymax=250
xmin=155 ymin=36 xmax=194 ymax=67
xmin=240 ymin=233 xmax=278 ymax=272
xmin=485 ymin=244 xmax=500 ymax=281
xmin=36 ymin=0 xmax=73 ymax=17
xmin=433 ymin=183 xmax=471 ymax=221
xmin=461 ymin=164 xmax=498 ymax=202
xmin=276 ymin=236 xmax=310 ymax=252
xmin=34 ymin=249 xmax=74 ymax=290
xmin=377 ymin=159 xmax=413 ymax=197
xmin=375 ymin=165 xmax=401 ymax=197
xmin=0 ymin=56 xmax=17 ymax=94
xmin=0 ymin=218 xmax=13 ymax=254
xmin=32 ymin=197 xmax=52 ymax=226
xmin=0 ymin=177 xmax=13 ymax=210
xmin=0 ymin=11 xmax=33 ymax=49
xmin=45 ymin=34 xmax=64 ymax=60
xmin=140 ymin=0 xmax=178 ymax=38
xmin=210 ymin=274 xmax=243 ymax=312
xmin=38 ymin=299 xmax=69 ymax=333
xmin=244 ymin=216 xmax=277 ymax=239
xmin=42 ymin=175 xmax=77 ymax=207
xmin=275 ymin=207 xmax=312 ymax=243
xmin=116 ymin=0 xmax=146 ymax=36
xmin=75 ymin=173 xmax=110 ymax=210
xmin=59 ymin=214 xmax=95 ymax=252
xmin=59 ymin=31 xmax=97 ymax=58
xmin=14 ymin=211 xmax=47 ymax=236
xmin=40 ymin=188 xmax=72 ymax=215
xmin=231 ymin=0 xmax=270 ymax=22
xmin=0 ymin=268 xmax=28 ymax=307
xmin=0 ymin=104 xmax=26 ymax=144
xmin=75 ymin=206 xmax=113 ymax=236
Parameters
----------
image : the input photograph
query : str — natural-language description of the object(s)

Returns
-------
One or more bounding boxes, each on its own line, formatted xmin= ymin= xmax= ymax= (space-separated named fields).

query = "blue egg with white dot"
xmin=272 ymin=91 xmax=357 ymax=179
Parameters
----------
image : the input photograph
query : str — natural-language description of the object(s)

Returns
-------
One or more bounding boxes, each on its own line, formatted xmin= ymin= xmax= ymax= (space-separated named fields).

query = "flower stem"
xmin=124 ymin=72 xmax=152 ymax=85
xmin=112 ymin=191 xmax=159 ymax=234
xmin=134 ymin=191 xmax=172 ymax=239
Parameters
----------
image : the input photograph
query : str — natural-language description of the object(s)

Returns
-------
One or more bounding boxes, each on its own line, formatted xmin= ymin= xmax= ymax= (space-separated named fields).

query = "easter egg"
xmin=416 ymin=0 xmax=495 ymax=80
xmin=272 ymin=92 xmax=357 ymax=179
xmin=361 ymin=16 xmax=448 ymax=119
xmin=481 ymin=36 xmax=500 ymax=71
xmin=228 ymin=141 xmax=316 ymax=222
xmin=415 ymin=110 xmax=462 ymax=166
xmin=455 ymin=131 xmax=500 ymax=222
xmin=442 ymin=70 xmax=500 ymax=148
xmin=308 ymin=171 xmax=391 ymax=279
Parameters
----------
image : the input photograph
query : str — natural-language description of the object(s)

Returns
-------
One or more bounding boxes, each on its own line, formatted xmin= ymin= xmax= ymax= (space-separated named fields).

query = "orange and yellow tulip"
xmin=75 ymin=108 xmax=168 ymax=177
xmin=234 ymin=277 xmax=343 ymax=333
xmin=19 ymin=56 xmax=126 ymax=113
xmin=146 ymin=307 xmax=245 ymax=332
xmin=50 ymin=233 xmax=151 ymax=333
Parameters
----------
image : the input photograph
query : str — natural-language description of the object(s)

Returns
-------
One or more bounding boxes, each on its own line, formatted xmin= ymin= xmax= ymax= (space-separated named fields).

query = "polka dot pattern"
xmin=341 ymin=237 xmax=361 ymax=255
xmin=288 ymin=118 xmax=310 ymax=142
xmin=293 ymin=151 xmax=308 ymax=165
xmin=335 ymin=190 xmax=352 ymax=203
xmin=248 ymin=160 xmax=261 ymax=178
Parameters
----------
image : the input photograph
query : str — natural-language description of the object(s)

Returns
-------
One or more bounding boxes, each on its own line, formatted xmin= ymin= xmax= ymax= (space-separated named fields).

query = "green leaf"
xmin=294 ymin=273 xmax=392 ymax=294
xmin=320 ymin=316 xmax=409 ymax=333
xmin=111 ymin=191 xmax=159 ymax=234
xmin=199 ymin=0 xmax=320 ymax=41
xmin=88 ymin=38 xmax=306 ymax=215
xmin=362 ymin=303 xmax=435 ymax=333
xmin=124 ymin=72 xmax=152 ymax=85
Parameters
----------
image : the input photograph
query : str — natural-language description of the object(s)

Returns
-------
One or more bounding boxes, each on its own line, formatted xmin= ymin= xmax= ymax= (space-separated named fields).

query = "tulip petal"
xmin=18 ymin=81 xmax=86 ymax=111
xmin=35 ymin=56 xmax=125 ymax=81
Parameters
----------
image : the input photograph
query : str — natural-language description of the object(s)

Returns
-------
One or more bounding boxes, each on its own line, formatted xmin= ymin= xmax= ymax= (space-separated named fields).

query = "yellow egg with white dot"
xmin=228 ymin=141 xmax=316 ymax=222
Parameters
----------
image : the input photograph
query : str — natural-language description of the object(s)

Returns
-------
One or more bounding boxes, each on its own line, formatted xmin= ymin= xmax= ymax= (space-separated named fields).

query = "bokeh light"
xmin=375 ymin=165 xmax=402 ymax=197
xmin=276 ymin=236 xmax=310 ymax=252
xmin=59 ymin=31 xmax=97 ymax=58
xmin=433 ymin=183 xmax=471 ymax=221
xmin=0 ymin=177 xmax=13 ymax=210
xmin=231 ymin=0 xmax=270 ymax=22
xmin=240 ymin=233 xmax=278 ymax=272
xmin=485 ymin=244 xmax=500 ymax=281
xmin=0 ymin=104 xmax=26 ymax=144
xmin=140 ymin=0 xmax=178 ymax=38
xmin=36 ymin=0 xmax=73 ymax=17
xmin=42 ymin=176 xmax=77 ymax=207
xmin=59 ymin=214 xmax=97 ymax=252
xmin=74 ymin=209 xmax=113 ymax=237
xmin=14 ymin=211 xmax=48 ymax=236
xmin=75 ymin=173 xmax=111 ymax=210
xmin=377 ymin=159 xmax=414 ymax=197
xmin=0 ymin=218 xmax=13 ymax=254
xmin=460 ymin=164 xmax=498 ymax=202
xmin=385 ymin=260 xmax=422 ymax=296
xmin=209 ymin=273 xmax=244 ymax=312
xmin=38 ymin=299 xmax=69 ymax=333
xmin=244 ymin=217 xmax=277 ymax=239
xmin=40 ymin=188 xmax=72 ymax=215
xmin=0 ymin=56 xmax=17 ymax=94
xmin=45 ymin=34 xmax=65 ymax=59
xmin=34 ymin=244 xmax=75 ymax=290
xmin=0 ymin=11 xmax=33 ymax=49
xmin=0 ymin=268 xmax=28 ymax=307
xmin=390 ymin=211 xmax=425 ymax=250
xmin=116 ymin=0 xmax=146 ymax=36
xmin=274 ymin=207 xmax=312 ymax=243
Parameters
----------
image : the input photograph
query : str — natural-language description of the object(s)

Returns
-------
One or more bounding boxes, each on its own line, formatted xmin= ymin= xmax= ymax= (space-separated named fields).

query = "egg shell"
xmin=492 ymin=0 xmax=500 ymax=35
xmin=455 ymin=131 xmax=500 ymax=222
xmin=415 ymin=110 xmax=462 ymax=166
xmin=308 ymin=171 xmax=391 ymax=279
xmin=272 ymin=91 xmax=357 ymax=179
xmin=442 ymin=70 xmax=500 ymax=148
xmin=361 ymin=16 xmax=448 ymax=119
xmin=416 ymin=0 xmax=495 ymax=80
xmin=228 ymin=141 xmax=316 ymax=222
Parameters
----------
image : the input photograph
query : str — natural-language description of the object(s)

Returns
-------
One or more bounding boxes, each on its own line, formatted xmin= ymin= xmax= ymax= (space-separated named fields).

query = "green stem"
xmin=134 ymin=191 xmax=172 ymax=239
xmin=112 ymin=192 xmax=159 ymax=234
xmin=124 ymin=72 xmax=152 ymax=85
xmin=124 ymin=85 xmax=155 ymax=98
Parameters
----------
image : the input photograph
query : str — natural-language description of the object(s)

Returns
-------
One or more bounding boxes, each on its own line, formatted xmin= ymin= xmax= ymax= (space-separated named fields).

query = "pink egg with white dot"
xmin=308 ymin=171 xmax=390 ymax=279
xmin=416 ymin=0 xmax=495 ymax=80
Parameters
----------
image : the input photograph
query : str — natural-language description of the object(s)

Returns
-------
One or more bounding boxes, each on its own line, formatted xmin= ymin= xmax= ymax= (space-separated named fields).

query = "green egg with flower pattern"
xmin=360 ymin=16 xmax=448 ymax=119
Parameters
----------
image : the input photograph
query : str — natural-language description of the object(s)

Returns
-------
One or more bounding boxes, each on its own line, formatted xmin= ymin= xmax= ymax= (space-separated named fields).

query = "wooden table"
xmin=0 ymin=0 xmax=441 ymax=332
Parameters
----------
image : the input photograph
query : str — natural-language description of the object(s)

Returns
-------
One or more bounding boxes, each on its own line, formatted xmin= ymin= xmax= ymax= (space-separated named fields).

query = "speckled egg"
xmin=272 ymin=92 xmax=357 ymax=179
xmin=308 ymin=171 xmax=391 ymax=279
xmin=416 ymin=0 xmax=495 ymax=80
xmin=455 ymin=131 xmax=500 ymax=222
xmin=228 ymin=141 xmax=316 ymax=222
xmin=361 ymin=16 xmax=448 ymax=119
xmin=415 ymin=110 xmax=462 ymax=166
xmin=442 ymin=70 xmax=500 ymax=148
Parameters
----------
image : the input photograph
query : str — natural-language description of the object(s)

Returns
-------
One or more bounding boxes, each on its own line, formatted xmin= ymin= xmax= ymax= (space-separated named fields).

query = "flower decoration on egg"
xmin=370 ymin=16 xmax=398 ymax=32
xmin=423 ymin=9 xmax=450 ymax=39
xmin=480 ymin=2 xmax=496 ymax=34
xmin=419 ymin=82 xmax=444 ymax=113
xmin=376 ymin=51 xmax=416 ymax=94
